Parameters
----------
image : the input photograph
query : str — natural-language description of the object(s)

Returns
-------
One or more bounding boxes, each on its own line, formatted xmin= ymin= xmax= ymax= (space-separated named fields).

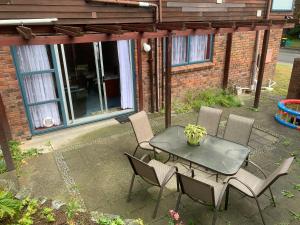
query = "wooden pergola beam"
xmin=223 ymin=33 xmax=233 ymax=89
xmin=16 ymin=26 xmax=36 ymax=40
xmin=85 ymin=25 xmax=124 ymax=34
xmin=54 ymin=25 xmax=83 ymax=37
xmin=122 ymin=24 xmax=156 ymax=33
xmin=165 ymin=33 xmax=172 ymax=128
xmin=157 ymin=22 xmax=185 ymax=31
xmin=185 ymin=22 xmax=212 ymax=30
xmin=254 ymin=29 xmax=271 ymax=108
xmin=137 ymin=39 xmax=144 ymax=111
xmin=0 ymin=95 xmax=14 ymax=171
xmin=0 ymin=20 xmax=296 ymax=46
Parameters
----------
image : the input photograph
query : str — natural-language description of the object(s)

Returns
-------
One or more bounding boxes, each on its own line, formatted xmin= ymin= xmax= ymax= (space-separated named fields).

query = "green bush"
xmin=0 ymin=190 xmax=22 ymax=220
xmin=0 ymin=141 xmax=39 ymax=174
xmin=172 ymin=89 xmax=242 ymax=113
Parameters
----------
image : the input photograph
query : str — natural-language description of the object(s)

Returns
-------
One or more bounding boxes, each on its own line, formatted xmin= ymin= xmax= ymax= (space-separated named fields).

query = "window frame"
xmin=171 ymin=34 xmax=214 ymax=67
xmin=271 ymin=0 xmax=294 ymax=12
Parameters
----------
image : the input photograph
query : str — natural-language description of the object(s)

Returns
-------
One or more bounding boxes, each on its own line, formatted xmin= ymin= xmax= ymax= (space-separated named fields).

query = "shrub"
xmin=185 ymin=89 xmax=242 ymax=111
xmin=0 ymin=190 xmax=22 ymax=220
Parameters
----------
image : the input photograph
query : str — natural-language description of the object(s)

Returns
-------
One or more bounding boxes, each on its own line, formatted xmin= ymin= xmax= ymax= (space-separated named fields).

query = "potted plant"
xmin=184 ymin=124 xmax=207 ymax=146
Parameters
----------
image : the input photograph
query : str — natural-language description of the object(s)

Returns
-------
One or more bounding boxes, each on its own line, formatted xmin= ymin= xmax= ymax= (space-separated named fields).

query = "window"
xmin=172 ymin=34 xmax=213 ymax=66
xmin=272 ymin=0 xmax=294 ymax=11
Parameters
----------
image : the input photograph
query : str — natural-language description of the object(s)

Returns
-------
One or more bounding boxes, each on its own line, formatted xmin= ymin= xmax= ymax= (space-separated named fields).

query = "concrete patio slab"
xmin=1 ymin=93 xmax=299 ymax=225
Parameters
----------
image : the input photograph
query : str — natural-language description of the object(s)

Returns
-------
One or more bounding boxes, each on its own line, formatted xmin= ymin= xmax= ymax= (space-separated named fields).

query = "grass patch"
xmin=273 ymin=63 xmax=292 ymax=97
xmin=281 ymin=190 xmax=295 ymax=198
xmin=0 ymin=141 xmax=39 ymax=174
xmin=173 ymin=89 xmax=242 ymax=114
xmin=287 ymin=38 xmax=300 ymax=49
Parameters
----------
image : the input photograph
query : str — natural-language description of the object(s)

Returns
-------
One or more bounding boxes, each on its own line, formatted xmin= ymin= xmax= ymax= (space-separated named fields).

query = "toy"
xmin=275 ymin=99 xmax=300 ymax=131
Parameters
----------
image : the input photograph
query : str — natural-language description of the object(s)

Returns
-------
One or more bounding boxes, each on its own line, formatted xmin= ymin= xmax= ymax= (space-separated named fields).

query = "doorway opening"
xmin=57 ymin=40 xmax=135 ymax=125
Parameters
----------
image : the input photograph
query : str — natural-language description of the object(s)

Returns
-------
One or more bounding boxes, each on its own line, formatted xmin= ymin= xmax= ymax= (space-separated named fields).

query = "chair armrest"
xmin=139 ymin=140 xmax=150 ymax=145
xmin=162 ymin=166 xmax=178 ymax=186
xmin=140 ymin=154 xmax=151 ymax=163
xmin=246 ymin=160 xmax=267 ymax=179
xmin=226 ymin=177 xmax=258 ymax=198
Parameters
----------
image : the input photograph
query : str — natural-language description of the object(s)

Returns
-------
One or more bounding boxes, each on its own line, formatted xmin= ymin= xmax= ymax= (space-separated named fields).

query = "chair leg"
xmin=269 ymin=187 xmax=276 ymax=207
xmin=127 ymin=174 xmax=135 ymax=202
xmin=175 ymin=192 xmax=182 ymax=211
xmin=153 ymin=186 xmax=164 ymax=218
xmin=254 ymin=196 xmax=266 ymax=225
xmin=225 ymin=187 xmax=230 ymax=210
xmin=245 ymin=155 xmax=249 ymax=167
xmin=212 ymin=209 xmax=218 ymax=225
xmin=133 ymin=145 xmax=139 ymax=156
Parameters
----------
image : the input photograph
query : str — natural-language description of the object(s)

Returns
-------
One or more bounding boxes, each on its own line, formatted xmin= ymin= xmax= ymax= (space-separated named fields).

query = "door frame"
xmin=11 ymin=45 xmax=67 ymax=135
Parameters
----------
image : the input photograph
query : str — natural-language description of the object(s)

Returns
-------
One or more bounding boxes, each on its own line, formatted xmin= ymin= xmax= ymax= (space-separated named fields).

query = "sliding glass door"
xmin=56 ymin=40 xmax=135 ymax=125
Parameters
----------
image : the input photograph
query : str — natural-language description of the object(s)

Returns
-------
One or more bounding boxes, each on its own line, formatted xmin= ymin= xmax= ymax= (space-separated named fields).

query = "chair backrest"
xmin=223 ymin=114 xmax=254 ymax=146
xmin=129 ymin=111 xmax=154 ymax=144
xmin=197 ymin=106 xmax=223 ymax=136
xmin=177 ymin=173 xmax=215 ymax=207
xmin=125 ymin=153 xmax=160 ymax=186
xmin=258 ymin=157 xmax=294 ymax=195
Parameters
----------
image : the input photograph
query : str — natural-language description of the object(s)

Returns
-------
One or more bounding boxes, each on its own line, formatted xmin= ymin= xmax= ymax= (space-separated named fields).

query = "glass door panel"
xmin=58 ymin=43 xmax=104 ymax=120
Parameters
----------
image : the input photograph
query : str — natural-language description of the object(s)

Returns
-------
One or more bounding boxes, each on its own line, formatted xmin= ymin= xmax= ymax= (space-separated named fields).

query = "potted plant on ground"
xmin=184 ymin=124 xmax=207 ymax=146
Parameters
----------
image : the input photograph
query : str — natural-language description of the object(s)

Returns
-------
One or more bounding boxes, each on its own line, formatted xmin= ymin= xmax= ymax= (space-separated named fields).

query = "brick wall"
xmin=287 ymin=58 xmax=300 ymax=99
xmin=0 ymin=46 xmax=31 ymax=140
xmin=137 ymin=29 xmax=283 ymax=111
xmin=0 ymin=28 xmax=284 ymax=140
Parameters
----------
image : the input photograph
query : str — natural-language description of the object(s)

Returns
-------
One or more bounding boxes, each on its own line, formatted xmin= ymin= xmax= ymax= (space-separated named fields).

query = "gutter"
xmin=86 ymin=0 xmax=160 ymax=23
xmin=0 ymin=18 xmax=58 ymax=26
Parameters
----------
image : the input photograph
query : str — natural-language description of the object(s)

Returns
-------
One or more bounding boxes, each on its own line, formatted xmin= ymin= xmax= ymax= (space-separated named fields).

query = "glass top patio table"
xmin=149 ymin=126 xmax=250 ymax=176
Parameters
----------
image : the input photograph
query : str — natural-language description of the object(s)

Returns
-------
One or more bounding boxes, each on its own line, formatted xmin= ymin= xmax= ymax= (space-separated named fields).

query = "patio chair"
xmin=125 ymin=153 xmax=178 ymax=218
xmin=224 ymin=157 xmax=294 ymax=225
xmin=223 ymin=114 xmax=254 ymax=146
xmin=129 ymin=111 xmax=161 ymax=156
xmin=175 ymin=171 xmax=228 ymax=225
xmin=223 ymin=114 xmax=254 ymax=166
xmin=197 ymin=106 xmax=223 ymax=136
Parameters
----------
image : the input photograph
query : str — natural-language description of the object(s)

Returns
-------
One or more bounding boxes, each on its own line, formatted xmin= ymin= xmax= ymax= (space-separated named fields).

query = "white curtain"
xmin=16 ymin=45 xmax=61 ymax=129
xmin=189 ymin=35 xmax=209 ymax=62
xmin=172 ymin=36 xmax=188 ymax=65
xmin=117 ymin=40 xmax=134 ymax=109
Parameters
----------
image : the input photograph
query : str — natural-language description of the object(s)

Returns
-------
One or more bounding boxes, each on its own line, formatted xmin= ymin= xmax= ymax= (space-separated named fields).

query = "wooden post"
xmin=137 ymin=39 xmax=144 ymax=111
xmin=223 ymin=33 xmax=233 ymax=89
xmin=165 ymin=33 xmax=172 ymax=128
xmin=254 ymin=29 xmax=270 ymax=108
xmin=148 ymin=39 xmax=155 ymax=113
xmin=161 ymin=37 xmax=165 ymax=109
xmin=0 ymin=94 xmax=15 ymax=171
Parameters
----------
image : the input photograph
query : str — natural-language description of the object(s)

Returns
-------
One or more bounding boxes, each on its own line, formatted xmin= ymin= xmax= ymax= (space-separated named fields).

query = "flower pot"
xmin=187 ymin=136 xmax=206 ymax=146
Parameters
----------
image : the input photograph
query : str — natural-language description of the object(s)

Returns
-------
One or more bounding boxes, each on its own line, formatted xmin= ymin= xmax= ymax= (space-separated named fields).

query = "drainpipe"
xmin=86 ymin=0 xmax=159 ymax=23
xmin=0 ymin=18 xmax=58 ymax=26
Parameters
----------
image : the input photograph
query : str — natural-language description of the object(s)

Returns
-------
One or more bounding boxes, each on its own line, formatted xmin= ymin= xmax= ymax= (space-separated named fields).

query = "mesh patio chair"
xmin=223 ymin=114 xmax=254 ymax=146
xmin=176 ymin=171 xmax=228 ymax=225
xmin=223 ymin=114 xmax=254 ymax=166
xmin=224 ymin=157 xmax=294 ymax=225
xmin=125 ymin=153 xmax=178 ymax=218
xmin=197 ymin=106 xmax=223 ymax=136
xmin=129 ymin=111 xmax=161 ymax=156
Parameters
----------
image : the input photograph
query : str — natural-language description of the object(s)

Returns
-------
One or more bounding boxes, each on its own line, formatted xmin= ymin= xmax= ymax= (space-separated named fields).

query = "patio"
xmin=2 ymin=93 xmax=298 ymax=225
